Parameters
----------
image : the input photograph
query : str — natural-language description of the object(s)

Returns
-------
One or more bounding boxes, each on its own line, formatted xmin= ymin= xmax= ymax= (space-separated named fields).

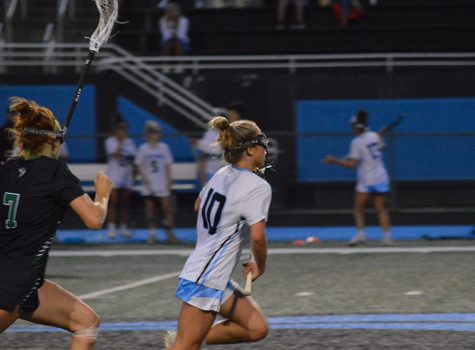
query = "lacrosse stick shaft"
xmin=380 ymin=115 xmax=403 ymax=135
xmin=63 ymin=50 xmax=96 ymax=133
xmin=243 ymin=272 xmax=253 ymax=296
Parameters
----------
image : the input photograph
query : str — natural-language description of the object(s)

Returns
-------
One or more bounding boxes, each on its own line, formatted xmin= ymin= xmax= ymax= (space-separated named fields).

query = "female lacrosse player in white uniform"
xmin=104 ymin=117 xmax=136 ymax=238
xmin=323 ymin=110 xmax=392 ymax=246
xmin=135 ymin=121 xmax=178 ymax=244
xmin=166 ymin=116 xmax=272 ymax=350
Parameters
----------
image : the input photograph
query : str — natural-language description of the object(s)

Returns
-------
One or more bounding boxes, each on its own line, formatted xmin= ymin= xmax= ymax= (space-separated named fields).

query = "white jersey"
xmin=348 ymin=130 xmax=389 ymax=187
xmin=105 ymin=137 xmax=137 ymax=189
xmin=197 ymin=129 xmax=226 ymax=176
xmin=135 ymin=142 xmax=173 ymax=197
xmin=179 ymin=165 xmax=272 ymax=291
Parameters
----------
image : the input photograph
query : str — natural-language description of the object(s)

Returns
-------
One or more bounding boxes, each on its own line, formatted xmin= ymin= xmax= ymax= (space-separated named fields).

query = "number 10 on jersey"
xmin=201 ymin=189 xmax=226 ymax=235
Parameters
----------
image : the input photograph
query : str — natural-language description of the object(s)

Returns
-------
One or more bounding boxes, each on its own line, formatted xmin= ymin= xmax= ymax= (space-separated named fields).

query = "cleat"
xmin=107 ymin=228 xmax=116 ymax=239
xmin=348 ymin=235 xmax=366 ymax=247
xmin=382 ymin=236 xmax=393 ymax=246
xmin=163 ymin=330 xmax=177 ymax=349
xmin=147 ymin=232 xmax=157 ymax=245
xmin=119 ymin=226 xmax=133 ymax=238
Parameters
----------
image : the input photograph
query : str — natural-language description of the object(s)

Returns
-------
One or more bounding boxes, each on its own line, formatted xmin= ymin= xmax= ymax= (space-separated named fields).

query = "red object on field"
xmin=292 ymin=239 xmax=307 ymax=246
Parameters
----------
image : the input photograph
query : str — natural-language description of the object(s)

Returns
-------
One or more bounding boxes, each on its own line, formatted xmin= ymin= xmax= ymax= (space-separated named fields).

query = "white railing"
xmin=0 ymin=42 xmax=213 ymax=127
xmin=107 ymin=44 xmax=213 ymax=126
xmin=99 ymin=52 xmax=475 ymax=73
xmin=3 ymin=44 xmax=475 ymax=72
xmin=2 ymin=42 xmax=475 ymax=125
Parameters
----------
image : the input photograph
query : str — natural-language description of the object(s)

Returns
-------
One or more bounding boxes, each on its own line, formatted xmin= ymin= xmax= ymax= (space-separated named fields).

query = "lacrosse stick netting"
xmin=62 ymin=0 xmax=118 ymax=136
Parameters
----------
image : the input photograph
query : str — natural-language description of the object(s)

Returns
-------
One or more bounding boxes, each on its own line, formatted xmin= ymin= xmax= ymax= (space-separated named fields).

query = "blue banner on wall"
xmin=117 ymin=97 xmax=194 ymax=162
xmin=0 ymin=85 xmax=96 ymax=162
xmin=297 ymin=98 xmax=475 ymax=182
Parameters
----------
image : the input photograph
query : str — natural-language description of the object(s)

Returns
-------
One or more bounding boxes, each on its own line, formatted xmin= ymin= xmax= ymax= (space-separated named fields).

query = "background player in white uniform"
xmin=104 ymin=117 xmax=137 ymax=238
xmin=196 ymin=102 xmax=243 ymax=186
xmin=165 ymin=116 xmax=272 ymax=350
xmin=322 ymin=110 xmax=392 ymax=246
xmin=135 ymin=121 xmax=178 ymax=244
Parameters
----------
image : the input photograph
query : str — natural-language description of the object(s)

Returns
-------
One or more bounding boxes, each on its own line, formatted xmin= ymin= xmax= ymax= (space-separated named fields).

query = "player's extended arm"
xmin=194 ymin=196 xmax=202 ymax=213
xmin=243 ymin=220 xmax=267 ymax=282
xmin=322 ymin=155 xmax=358 ymax=169
xmin=70 ymin=171 xmax=112 ymax=229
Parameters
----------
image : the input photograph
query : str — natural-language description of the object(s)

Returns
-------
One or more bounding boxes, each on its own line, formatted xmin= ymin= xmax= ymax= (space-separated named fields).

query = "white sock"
xmin=356 ymin=230 xmax=365 ymax=239
xmin=108 ymin=223 xmax=116 ymax=230
xmin=383 ymin=231 xmax=391 ymax=239
xmin=120 ymin=223 xmax=128 ymax=230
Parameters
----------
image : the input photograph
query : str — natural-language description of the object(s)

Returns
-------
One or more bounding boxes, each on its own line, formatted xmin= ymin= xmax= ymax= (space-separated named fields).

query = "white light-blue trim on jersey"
xmin=135 ymin=142 xmax=173 ymax=197
xmin=347 ymin=131 xmax=389 ymax=193
xmin=105 ymin=137 xmax=137 ymax=189
xmin=179 ymin=165 xmax=272 ymax=291
xmin=175 ymin=278 xmax=239 ymax=312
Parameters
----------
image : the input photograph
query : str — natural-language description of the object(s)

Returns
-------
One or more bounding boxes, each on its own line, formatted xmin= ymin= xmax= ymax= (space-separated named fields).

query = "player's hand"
xmin=95 ymin=171 xmax=113 ymax=198
xmin=322 ymin=155 xmax=337 ymax=164
xmin=242 ymin=261 xmax=264 ymax=282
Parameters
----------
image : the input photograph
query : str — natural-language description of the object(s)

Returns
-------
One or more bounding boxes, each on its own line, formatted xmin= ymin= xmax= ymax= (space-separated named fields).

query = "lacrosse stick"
xmin=379 ymin=115 xmax=404 ymax=136
xmin=243 ymin=268 xmax=253 ymax=296
xmin=62 ymin=0 xmax=118 ymax=140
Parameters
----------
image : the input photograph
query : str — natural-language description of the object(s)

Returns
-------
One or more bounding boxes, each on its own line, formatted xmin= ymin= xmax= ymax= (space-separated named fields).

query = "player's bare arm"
xmin=322 ymin=155 xmax=358 ymax=169
xmin=70 ymin=171 xmax=112 ymax=229
xmin=244 ymin=220 xmax=267 ymax=281
xmin=194 ymin=196 xmax=202 ymax=213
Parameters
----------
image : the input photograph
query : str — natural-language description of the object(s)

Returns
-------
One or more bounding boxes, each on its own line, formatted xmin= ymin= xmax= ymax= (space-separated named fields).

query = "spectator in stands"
xmin=196 ymin=102 xmax=243 ymax=185
xmin=135 ymin=121 xmax=179 ymax=245
xmin=332 ymin=0 xmax=364 ymax=28
xmin=105 ymin=115 xmax=137 ymax=239
xmin=276 ymin=0 xmax=306 ymax=30
xmin=0 ymin=107 xmax=16 ymax=161
xmin=322 ymin=110 xmax=392 ymax=246
xmin=159 ymin=2 xmax=190 ymax=56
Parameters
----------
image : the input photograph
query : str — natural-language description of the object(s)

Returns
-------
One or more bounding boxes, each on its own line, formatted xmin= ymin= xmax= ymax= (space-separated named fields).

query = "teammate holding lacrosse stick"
xmin=323 ymin=110 xmax=402 ymax=246
xmin=0 ymin=98 xmax=112 ymax=349
xmin=165 ymin=116 xmax=272 ymax=350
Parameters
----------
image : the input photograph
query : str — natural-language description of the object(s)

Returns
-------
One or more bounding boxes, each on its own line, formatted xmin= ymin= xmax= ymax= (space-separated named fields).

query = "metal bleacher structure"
xmin=1 ymin=0 xmax=475 ymax=226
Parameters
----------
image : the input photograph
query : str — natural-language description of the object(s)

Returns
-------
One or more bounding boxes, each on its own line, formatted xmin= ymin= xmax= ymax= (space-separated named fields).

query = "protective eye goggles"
xmin=23 ymin=128 xmax=65 ymax=144
xmin=235 ymin=133 xmax=269 ymax=151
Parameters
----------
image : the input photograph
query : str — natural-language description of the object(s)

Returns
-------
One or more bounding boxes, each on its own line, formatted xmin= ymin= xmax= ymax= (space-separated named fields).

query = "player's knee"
xmin=70 ymin=307 xmax=100 ymax=336
xmin=248 ymin=319 xmax=269 ymax=342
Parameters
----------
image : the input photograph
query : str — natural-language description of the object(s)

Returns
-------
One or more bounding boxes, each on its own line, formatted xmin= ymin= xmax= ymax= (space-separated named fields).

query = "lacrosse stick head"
xmin=89 ymin=0 xmax=119 ymax=53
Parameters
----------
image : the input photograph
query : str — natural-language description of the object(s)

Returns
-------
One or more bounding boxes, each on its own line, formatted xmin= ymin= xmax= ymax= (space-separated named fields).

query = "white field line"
xmin=78 ymin=271 xmax=181 ymax=300
xmin=51 ymin=246 xmax=475 ymax=258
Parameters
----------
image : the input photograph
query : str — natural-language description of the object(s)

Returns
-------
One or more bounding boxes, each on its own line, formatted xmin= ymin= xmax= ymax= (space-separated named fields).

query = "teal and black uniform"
xmin=0 ymin=157 xmax=84 ymax=313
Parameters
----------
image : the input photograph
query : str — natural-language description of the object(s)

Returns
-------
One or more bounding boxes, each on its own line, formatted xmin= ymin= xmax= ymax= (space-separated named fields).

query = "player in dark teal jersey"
xmin=0 ymin=97 xmax=112 ymax=350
